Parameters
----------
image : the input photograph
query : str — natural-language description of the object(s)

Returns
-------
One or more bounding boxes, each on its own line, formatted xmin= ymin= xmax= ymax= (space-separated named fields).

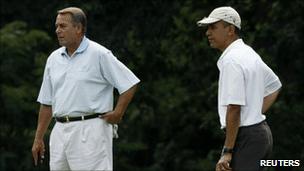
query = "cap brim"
xmin=197 ymin=17 xmax=220 ymax=27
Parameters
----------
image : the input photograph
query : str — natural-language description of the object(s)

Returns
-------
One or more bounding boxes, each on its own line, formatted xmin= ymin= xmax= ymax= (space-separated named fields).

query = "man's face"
xmin=55 ymin=14 xmax=79 ymax=47
xmin=205 ymin=21 xmax=231 ymax=51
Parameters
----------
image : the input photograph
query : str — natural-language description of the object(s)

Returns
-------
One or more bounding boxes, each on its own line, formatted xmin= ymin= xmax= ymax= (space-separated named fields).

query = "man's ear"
xmin=76 ymin=24 xmax=83 ymax=34
xmin=228 ymin=25 xmax=236 ymax=36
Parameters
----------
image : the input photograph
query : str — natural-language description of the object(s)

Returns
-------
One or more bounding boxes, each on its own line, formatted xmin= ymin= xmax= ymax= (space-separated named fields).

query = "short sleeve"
xmin=220 ymin=61 xmax=246 ymax=106
xmin=37 ymin=59 xmax=53 ymax=105
xmin=264 ymin=66 xmax=282 ymax=97
xmin=100 ymin=51 xmax=140 ymax=94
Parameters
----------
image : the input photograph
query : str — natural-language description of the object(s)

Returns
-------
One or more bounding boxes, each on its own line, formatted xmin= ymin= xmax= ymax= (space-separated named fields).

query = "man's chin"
xmin=209 ymin=43 xmax=216 ymax=49
xmin=58 ymin=41 xmax=65 ymax=47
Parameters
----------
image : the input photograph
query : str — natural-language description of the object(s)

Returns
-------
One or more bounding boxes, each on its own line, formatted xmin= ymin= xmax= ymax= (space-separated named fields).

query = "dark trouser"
xmin=231 ymin=121 xmax=273 ymax=171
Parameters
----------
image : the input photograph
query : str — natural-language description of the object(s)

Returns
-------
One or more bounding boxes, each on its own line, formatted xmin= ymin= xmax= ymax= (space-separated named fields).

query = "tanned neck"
xmin=67 ymin=36 xmax=83 ymax=56
xmin=221 ymin=36 xmax=239 ymax=52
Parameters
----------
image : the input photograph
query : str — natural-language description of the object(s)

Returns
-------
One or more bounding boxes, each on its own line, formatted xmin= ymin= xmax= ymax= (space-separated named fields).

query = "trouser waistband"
xmin=55 ymin=113 xmax=106 ymax=123
xmin=223 ymin=120 xmax=267 ymax=133
xmin=238 ymin=120 xmax=267 ymax=130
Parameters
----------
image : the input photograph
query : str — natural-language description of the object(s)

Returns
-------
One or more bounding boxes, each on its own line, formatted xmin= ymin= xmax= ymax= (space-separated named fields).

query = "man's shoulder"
xmin=87 ymin=39 xmax=111 ymax=55
xmin=227 ymin=43 xmax=257 ymax=60
xmin=45 ymin=47 xmax=65 ymax=63
xmin=49 ymin=47 xmax=65 ymax=57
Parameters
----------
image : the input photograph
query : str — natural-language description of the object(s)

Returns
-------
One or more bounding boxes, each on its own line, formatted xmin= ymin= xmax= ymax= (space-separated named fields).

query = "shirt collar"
xmin=217 ymin=39 xmax=244 ymax=69
xmin=60 ymin=36 xmax=89 ymax=57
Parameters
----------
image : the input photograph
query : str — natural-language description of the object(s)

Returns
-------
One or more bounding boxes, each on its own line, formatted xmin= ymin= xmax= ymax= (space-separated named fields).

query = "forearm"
xmin=34 ymin=104 xmax=52 ymax=140
xmin=114 ymin=84 xmax=138 ymax=116
xmin=262 ymin=89 xmax=280 ymax=113
xmin=224 ymin=104 xmax=241 ymax=149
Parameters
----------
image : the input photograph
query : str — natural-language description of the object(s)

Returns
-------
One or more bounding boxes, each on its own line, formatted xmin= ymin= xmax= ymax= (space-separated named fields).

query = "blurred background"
xmin=1 ymin=0 xmax=303 ymax=170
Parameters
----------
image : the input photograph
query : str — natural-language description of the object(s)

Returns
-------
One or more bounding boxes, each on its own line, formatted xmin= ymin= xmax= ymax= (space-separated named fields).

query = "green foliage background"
xmin=1 ymin=0 xmax=303 ymax=170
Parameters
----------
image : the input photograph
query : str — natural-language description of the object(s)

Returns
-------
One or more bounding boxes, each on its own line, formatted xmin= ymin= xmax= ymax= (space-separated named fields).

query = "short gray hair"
xmin=58 ymin=7 xmax=87 ymax=33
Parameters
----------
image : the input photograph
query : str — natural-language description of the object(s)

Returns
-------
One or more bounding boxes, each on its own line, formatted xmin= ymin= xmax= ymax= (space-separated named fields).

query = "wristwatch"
xmin=221 ymin=147 xmax=234 ymax=156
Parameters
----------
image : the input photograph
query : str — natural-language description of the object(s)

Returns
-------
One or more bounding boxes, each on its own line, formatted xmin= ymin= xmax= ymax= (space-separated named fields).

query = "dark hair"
xmin=58 ymin=7 xmax=87 ymax=33
xmin=234 ymin=27 xmax=241 ymax=37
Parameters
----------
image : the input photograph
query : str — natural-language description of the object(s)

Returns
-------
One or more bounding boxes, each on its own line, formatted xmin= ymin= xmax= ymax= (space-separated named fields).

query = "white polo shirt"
xmin=217 ymin=39 xmax=281 ymax=128
xmin=37 ymin=36 xmax=140 ymax=117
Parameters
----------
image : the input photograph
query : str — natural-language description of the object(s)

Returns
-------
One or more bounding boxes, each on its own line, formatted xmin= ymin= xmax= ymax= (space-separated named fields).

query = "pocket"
xmin=81 ymin=120 xmax=108 ymax=158
xmin=67 ymin=66 xmax=90 ymax=81
xmin=75 ymin=65 xmax=90 ymax=72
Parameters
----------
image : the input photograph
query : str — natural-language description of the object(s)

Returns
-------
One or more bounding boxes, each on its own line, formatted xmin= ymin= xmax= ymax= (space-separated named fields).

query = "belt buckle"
xmin=65 ymin=116 xmax=70 ymax=122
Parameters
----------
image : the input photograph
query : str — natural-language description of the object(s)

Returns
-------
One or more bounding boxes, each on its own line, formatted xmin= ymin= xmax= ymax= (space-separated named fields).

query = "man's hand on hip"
xmin=100 ymin=111 xmax=123 ymax=124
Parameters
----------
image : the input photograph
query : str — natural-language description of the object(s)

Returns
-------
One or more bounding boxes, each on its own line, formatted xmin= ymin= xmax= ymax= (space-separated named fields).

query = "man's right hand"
xmin=216 ymin=153 xmax=232 ymax=171
xmin=32 ymin=139 xmax=45 ymax=166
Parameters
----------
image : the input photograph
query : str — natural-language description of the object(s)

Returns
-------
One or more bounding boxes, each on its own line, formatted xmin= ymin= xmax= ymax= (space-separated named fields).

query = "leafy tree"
xmin=0 ymin=21 xmax=51 ymax=170
xmin=0 ymin=0 xmax=304 ymax=171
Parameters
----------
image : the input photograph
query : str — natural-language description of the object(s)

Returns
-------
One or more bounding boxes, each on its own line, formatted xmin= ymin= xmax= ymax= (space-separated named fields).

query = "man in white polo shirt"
xmin=31 ymin=7 xmax=140 ymax=171
xmin=197 ymin=6 xmax=282 ymax=171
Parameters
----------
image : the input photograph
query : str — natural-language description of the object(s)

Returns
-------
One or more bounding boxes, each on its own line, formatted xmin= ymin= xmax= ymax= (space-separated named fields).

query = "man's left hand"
xmin=216 ymin=153 xmax=232 ymax=171
xmin=100 ymin=111 xmax=123 ymax=124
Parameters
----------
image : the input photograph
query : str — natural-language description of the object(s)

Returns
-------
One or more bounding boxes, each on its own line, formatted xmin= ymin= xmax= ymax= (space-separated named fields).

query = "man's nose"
xmin=205 ymin=29 xmax=210 ymax=37
xmin=55 ymin=27 xmax=60 ymax=34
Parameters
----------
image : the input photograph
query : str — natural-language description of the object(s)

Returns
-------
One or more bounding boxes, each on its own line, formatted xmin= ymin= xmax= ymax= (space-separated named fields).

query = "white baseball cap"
xmin=197 ymin=6 xmax=241 ymax=29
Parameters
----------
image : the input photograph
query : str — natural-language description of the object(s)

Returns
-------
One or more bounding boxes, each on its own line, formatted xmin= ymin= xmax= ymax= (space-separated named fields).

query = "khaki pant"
xmin=49 ymin=118 xmax=113 ymax=171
